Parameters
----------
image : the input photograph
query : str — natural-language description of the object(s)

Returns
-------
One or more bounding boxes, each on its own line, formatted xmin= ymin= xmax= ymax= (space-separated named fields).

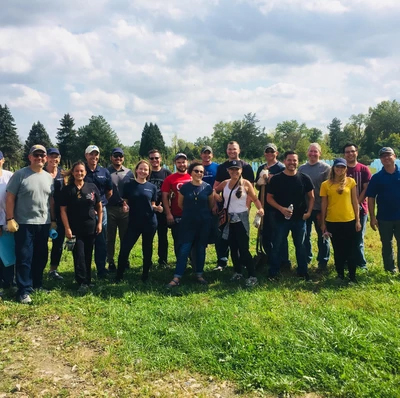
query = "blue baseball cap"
xmin=0 ymin=151 xmax=3 ymax=160
xmin=111 ymin=147 xmax=124 ymax=156
xmin=47 ymin=148 xmax=60 ymax=156
xmin=333 ymin=158 xmax=347 ymax=167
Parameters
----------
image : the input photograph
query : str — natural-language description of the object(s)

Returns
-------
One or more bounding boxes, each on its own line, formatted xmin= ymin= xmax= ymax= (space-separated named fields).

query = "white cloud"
xmin=8 ymin=85 xmax=51 ymax=110
xmin=70 ymin=89 xmax=128 ymax=110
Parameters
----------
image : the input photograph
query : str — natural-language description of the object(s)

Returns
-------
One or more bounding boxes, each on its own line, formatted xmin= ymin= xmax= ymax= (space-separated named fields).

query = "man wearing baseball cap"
xmin=84 ymin=145 xmax=113 ymax=278
xmin=367 ymin=147 xmax=400 ymax=273
xmin=6 ymin=145 xmax=56 ymax=303
xmin=161 ymin=153 xmax=191 ymax=257
xmin=107 ymin=147 xmax=134 ymax=271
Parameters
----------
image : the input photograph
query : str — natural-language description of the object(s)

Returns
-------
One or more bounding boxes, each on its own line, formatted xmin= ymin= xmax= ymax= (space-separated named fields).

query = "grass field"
xmin=1 ymin=210 xmax=400 ymax=397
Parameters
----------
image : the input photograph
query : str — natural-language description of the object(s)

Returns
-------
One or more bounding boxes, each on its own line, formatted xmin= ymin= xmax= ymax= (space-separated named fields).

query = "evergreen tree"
xmin=23 ymin=121 xmax=53 ymax=164
xmin=76 ymin=115 xmax=121 ymax=165
xmin=0 ymin=104 xmax=23 ymax=168
xmin=139 ymin=122 xmax=166 ymax=157
xmin=56 ymin=113 xmax=77 ymax=167
xmin=328 ymin=117 xmax=346 ymax=154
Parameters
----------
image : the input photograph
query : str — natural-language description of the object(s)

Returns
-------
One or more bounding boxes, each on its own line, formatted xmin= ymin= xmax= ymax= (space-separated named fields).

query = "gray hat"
xmin=264 ymin=143 xmax=277 ymax=152
xmin=201 ymin=146 xmax=213 ymax=154
xmin=174 ymin=153 xmax=187 ymax=161
xmin=379 ymin=147 xmax=395 ymax=157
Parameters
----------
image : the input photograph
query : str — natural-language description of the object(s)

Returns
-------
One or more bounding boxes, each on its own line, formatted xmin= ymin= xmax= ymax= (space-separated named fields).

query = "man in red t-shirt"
xmin=343 ymin=143 xmax=372 ymax=270
xmin=161 ymin=153 xmax=191 ymax=257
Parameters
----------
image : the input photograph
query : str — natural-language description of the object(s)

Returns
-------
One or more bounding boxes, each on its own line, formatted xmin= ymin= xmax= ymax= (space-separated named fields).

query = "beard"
xmin=177 ymin=165 xmax=187 ymax=173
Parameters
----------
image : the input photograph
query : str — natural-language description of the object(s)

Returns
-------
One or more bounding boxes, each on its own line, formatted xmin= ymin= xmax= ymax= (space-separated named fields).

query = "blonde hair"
xmin=329 ymin=166 xmax=347 ymax=194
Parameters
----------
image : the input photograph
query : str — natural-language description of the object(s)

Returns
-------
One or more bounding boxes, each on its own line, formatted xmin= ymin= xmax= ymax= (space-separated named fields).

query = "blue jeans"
xmin=305 ymin=210 xmax=330 ymax=267
xmin=269 ymin=219 xmax=307 ymax=277
xmin=175 ymin=241 xmax=206 ymax=278
xmin=95 ymin=205 xmax=108 ymax=277
xmin=15 ymin=224 xmax=49 ymax=296
xmin=354 ymin=210 xmax=367 ymax=267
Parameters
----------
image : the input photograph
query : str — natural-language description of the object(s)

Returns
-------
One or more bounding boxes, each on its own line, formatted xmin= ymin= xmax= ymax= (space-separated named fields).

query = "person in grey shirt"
xmin=298 ymin=143 xmax=331 ymax=271
xmin=107 ymin=147 xmax=134 ymax=271
xmin=6 ymin=145 xmax=56 ymax=304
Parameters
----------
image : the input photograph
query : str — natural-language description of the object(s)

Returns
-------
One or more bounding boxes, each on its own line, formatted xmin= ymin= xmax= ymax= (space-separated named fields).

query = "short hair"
xmin=134 ymin=160 xmax=152 ymax=181
xmin=227 ymin=141 xmax=240 ymax=148
xmin=188 ymin=161 xmax=203 ymax=175
xmin=343 ymin=143 xmax=358 ymax=153
xmin=148 ymin=149 xmax=160 ymax=156
xmin=308 ymin=143 xmax=322 ymax=153
xmin=283 ymin=150 xmax=297 ymax=159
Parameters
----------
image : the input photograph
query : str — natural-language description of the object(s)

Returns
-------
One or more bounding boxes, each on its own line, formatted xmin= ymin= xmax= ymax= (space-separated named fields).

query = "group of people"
xmin=0 ymin=139 xmax=399 ymax=303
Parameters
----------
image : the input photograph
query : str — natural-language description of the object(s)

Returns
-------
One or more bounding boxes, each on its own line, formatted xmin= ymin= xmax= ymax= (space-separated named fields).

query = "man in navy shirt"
xmin=367 ymin=147 xmax=400 ymax=274
xmin=84 ymin=145 xmax=112 ymax=278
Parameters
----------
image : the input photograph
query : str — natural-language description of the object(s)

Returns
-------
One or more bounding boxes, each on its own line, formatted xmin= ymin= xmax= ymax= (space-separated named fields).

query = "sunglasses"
xmin=192 ymin=169 xmax=204 ymax=174
xmin=113 ymin=154 xmax=123 ymax=158
xmin=149 ymin=157 xmax=160 ymax=160
xmin=265 ymin=150 xmax=275 ymax=154
xmin=32 ymin=153 xmax=46 ymax=158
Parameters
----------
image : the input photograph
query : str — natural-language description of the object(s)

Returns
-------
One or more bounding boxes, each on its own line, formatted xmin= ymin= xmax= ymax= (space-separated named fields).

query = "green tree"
xmin=56 ymin=113 xmax=77 ymax=168
xmin=274 ymin=120 xmax=308 ymax=151
xmin=23 ymin=121 xmax=53 ymax=164
xmin=0 ymin=104 xmax=22 ymax=169
xmin=328 ymin=117 xmax=347 ymax=154
xmin=364 ymin=100 xmax=400 ymax=156
xmin=76 ymin=115 xmax=121 ymax=165
xmin=306 ymin=127 xmax=323 ymax=143
xmin=139 ymin=122 xmax=166 ymax=158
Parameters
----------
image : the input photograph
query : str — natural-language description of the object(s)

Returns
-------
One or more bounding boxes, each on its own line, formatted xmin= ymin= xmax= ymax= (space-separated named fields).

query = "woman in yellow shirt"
xmin=320 ymin=158 xmax=361 ymax=282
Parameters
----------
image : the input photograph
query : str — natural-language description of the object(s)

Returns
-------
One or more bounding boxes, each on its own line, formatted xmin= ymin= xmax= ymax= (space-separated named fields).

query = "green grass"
xmin=1 ymin=211 xmax=400 ymax=397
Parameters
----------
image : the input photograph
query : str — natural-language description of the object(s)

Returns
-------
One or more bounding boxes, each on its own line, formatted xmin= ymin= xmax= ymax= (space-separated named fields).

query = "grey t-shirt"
xmin=298 ymin=161 xmax=330 ymax=211
xmin=6 ymin=167 xmax=54 ymax=224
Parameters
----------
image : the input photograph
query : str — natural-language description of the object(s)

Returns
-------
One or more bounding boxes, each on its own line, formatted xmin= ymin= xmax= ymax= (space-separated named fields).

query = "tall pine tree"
xmin=23 ymin=121 xmax=53 ymax=165
xmin=328 ymin=117 xmax=347 ymax=154
xmin=56 ymin=113 xmax=77 ymax=167
xmin=76 ymin=115 xmax=121 ymax=165
xmin=0 ymin=104 xmax=22 ymax=169
xmin=139 ymin=122 xmax=166 ymax=157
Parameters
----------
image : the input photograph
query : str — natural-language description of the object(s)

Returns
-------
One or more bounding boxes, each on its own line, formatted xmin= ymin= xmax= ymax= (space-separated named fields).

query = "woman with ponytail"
xmin=320 ymin=158 xmax=361 ymax=282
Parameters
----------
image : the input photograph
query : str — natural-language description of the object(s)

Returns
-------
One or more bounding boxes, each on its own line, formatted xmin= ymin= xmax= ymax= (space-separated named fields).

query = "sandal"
xmin=166 ymin=278 xmax=180 ymax=289
xmin=197 ymin=276 xmax=208 ymax=285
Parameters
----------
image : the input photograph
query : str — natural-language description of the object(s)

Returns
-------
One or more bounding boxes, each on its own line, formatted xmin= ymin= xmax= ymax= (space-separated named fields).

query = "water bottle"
xmin=49 ymin=229 xmax=58 ymax=239
xmin=285 ymin=204 xmax=294 ymax=220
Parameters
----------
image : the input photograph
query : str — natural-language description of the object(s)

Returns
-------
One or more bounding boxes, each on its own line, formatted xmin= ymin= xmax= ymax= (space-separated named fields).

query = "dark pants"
xmin=269 ymin=219 xmax=307 ymax=277
xmin=15 ymin=224 xmax=49 ymax=296
xmin=228 ymin=222 xmax=255 ymax=278
xmin=73 ymin=234 xmax=95 ymax=285
xmin=156 ymin=212 xmax=169 ymax=264
xmin=215 ymin=225 xmax=230 ymax=264
xmin=305 ymin=210 xmax=330 ymax=267
xmin=262 ymin=210 xmax=289 ymax=264
xmin=107 ymin=205 xmax=129 ymax=265
xmin=0 ymin=259 xmax=15 ymax=288
xmin=117 ymin=221 xmax=157 ymax=280
xmin=377 ymin=219 xmax=400 ymax=272
xmin=50 ymin=219 xmax=65 ymax=268
xmin=326 ymin=220 xmax=357 ymax=279
xmin=95 ymin=206 xmax=108 ymax=277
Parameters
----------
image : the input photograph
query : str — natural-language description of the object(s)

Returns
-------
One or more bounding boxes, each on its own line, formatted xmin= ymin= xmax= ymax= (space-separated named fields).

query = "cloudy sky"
xmin=1 ymin=0 xmax=399 ymax=146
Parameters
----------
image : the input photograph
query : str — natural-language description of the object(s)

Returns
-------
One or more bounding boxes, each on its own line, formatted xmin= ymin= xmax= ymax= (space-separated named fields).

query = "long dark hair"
xmin=65 ymin=160 xmax=86 ymax=185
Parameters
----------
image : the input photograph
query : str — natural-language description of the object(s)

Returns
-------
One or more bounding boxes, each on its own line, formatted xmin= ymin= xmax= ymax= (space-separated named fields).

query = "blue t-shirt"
xmin=180 ymin=181 xmax=213 ymax=221
xmin=123 ymin=180 xmax=157 ymax=223
xmin=203 ymin=162 xmax=219 ymax=187
xmin=84 ymin=164 xmax=113 ymax=206
xmin=366 ymin=165 xmax=400 ymax=221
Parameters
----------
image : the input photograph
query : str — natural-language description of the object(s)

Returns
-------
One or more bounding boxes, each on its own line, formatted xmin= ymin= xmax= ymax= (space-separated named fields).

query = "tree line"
xmin=1 ymin=100 xmax=400 ymax=170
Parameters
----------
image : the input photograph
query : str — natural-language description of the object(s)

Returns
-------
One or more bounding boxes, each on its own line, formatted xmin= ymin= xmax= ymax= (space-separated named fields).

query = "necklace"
xmin=193 ymin=183 xmax=203 ymax=203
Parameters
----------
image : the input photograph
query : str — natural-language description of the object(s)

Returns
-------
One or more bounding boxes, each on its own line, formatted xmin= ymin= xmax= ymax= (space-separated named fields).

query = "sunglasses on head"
xmin=149 ymin=157 xmax=160 ymax=160
xmin=265 ymin=149 xmax=275 ymax=154
xmin=192 ymin=169 xmax=204 ymax=174
xmin=112 ymin=153 xmax=123 ymax=158
xmin=32 ymin=153 xmax=46 ymax=158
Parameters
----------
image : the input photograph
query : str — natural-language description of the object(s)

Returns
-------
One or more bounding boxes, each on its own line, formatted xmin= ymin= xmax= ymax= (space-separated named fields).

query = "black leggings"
xmin=228 ymin=222 xmax=255 ymax=278
xmin=326 ymin=220 xmax=357 ymax=278
xmin=73 ymin=234 xmax=95 ymax=285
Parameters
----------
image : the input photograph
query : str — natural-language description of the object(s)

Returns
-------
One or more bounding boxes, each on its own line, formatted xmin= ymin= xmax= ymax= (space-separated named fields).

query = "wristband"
xmin=6 ymin=218 xmax=14 ymax=221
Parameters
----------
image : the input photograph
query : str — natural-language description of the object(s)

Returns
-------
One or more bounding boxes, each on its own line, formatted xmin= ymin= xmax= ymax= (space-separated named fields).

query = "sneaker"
xmin=245 ymin=276 xmax=258 ymax=287
xmin=19 ymin=294 xmax=32 ymax=304
xmin=158 ymin=260 xmax=168 ymax=268
xmin=230 ymin=273 xmax=243 ymax=281
xmin=77 ymin=284 xmax=89 ymax=294
xmin=268 ymin=275 xmax=279 ymax=282
xmin=49 ymin=270 xmax=64 ymax=280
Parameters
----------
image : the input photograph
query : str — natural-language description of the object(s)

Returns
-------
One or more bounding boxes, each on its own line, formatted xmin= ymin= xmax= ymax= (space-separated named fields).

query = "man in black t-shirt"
xmin=148 ymin=149 xmax=172 ymax=267
xmin=267 ymin=151 xmax=314 ymax=280
xmin=213 ymin=141 xmax=255 ymax=270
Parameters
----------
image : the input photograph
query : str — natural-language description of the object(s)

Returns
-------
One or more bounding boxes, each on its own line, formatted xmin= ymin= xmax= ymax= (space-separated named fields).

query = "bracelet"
xmin=51 ymin=219 xmax=56 ymax=222
xmin=6 ymin=218 xmax=14 ymax=221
